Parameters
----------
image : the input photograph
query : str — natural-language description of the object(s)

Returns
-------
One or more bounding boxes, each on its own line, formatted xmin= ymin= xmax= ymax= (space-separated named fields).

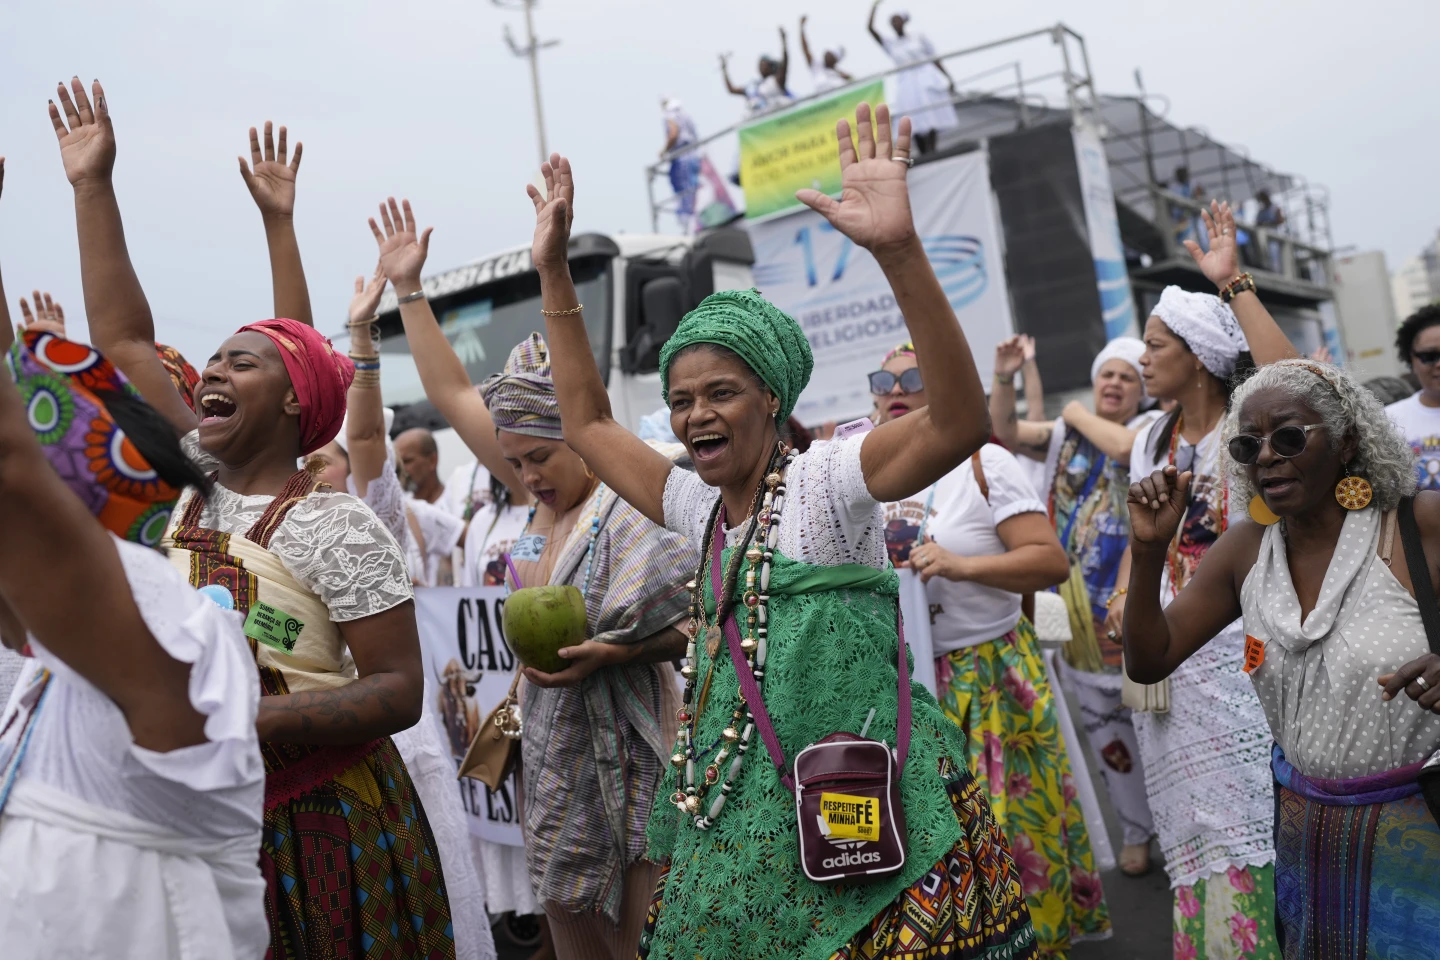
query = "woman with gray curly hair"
xmin=1124 ymin=358 xmax=1440 ymax=956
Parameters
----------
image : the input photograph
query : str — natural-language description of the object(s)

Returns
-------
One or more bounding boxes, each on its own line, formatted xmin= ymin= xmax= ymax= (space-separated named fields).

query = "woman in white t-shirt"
xmin=874 ymin=341 xmax=1109 ymax=956
xmin=800 ymin=15 xmax=853 ymax=94
xmin=1386 ymin=304 xmax=1440 ymax=490
xmin=867 ymin=2 xmax=957 ymax=154
xmin=989 ymin=334 xmax=1162 ymax=875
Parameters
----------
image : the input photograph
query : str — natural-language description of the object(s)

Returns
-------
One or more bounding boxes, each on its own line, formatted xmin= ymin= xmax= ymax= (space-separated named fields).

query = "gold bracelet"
xmin=1105 ymin=588 xmax=1128 ymax=610
xmin=347 ymin=352 xmax=380 ymax=363
xmin=540 ymin=304 xmax=584 ymax=317
xmin=352 ymin=370 xmax=382 ymax=388
xmin=347 ymin=314 xmax=378 ymax=328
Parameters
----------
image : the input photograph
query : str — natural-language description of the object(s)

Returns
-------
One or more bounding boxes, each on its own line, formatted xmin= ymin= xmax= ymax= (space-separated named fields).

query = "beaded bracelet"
xmin=1220 ymin=272 xmax=1256 ymax=304
xmin=1105 ymin=587 xmax=1128 ymax=609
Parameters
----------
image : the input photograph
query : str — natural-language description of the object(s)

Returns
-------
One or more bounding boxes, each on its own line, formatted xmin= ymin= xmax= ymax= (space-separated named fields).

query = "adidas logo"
xmin=821 ymin=849 xmax=883 ymax=869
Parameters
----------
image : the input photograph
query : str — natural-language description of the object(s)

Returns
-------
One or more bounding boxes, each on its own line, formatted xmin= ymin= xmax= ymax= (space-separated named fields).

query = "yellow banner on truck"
xmin=738 ymin=82 xmax=886 ymax=221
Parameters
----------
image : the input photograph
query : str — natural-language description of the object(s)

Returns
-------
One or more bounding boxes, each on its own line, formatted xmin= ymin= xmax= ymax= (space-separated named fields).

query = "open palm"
xmin=239 ymin=122 xmax=302 ymax=218
xmin=49 ymin=79 xmax=115 ymax=186
xmin=369 ymin=198 xmax=432 ymax=289
xmin=796 ymin=103 xmax=916 ymax=255
xmin=1183 ymin=200 xmax=1241 ymax=288
xmin=527 ymin=153 xmax=575 ymax=272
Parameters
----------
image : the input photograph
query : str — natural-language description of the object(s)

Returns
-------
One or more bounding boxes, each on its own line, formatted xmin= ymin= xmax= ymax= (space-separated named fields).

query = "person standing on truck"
xmin=800 ymin=15 xmax=853 ymax=93
xmin=720 ymin=27 xmax=795 ymax=117
xmin=867 ymin=1 xmax=956 ymax=155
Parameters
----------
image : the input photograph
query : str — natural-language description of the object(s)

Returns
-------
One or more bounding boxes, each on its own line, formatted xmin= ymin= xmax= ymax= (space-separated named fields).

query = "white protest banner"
xmin=414 ymin=586 xmax=524 ymax=847
xmin=747 ymin=149 xmax=1014 ymax=426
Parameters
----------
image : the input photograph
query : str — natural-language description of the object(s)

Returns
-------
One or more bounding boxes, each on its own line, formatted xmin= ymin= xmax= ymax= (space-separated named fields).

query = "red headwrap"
xmin=235 ymin=318 xmax=355 ymax=455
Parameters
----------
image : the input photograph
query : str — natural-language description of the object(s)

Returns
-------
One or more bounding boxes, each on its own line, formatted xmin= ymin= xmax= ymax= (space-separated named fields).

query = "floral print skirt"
xmin=938 ymin=618 xmax=1110 ymax=958
xmin=1172 ymin=865 xmax=1280 ymax=959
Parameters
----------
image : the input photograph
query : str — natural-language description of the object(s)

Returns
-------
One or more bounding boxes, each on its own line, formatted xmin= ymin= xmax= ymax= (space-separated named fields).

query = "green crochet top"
xmin=644 ymin=548 xmax=969 ymax=959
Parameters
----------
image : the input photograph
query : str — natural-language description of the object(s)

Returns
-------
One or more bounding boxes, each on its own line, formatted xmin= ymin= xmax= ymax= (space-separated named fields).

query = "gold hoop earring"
xmin=1335 ymin=465 xmax=1373 ymax=511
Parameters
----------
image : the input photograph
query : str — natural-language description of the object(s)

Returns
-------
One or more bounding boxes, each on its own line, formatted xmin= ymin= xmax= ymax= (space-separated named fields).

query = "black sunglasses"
xmin=1413 ymin=350 xmax=1440 ymax=366
xmin=1227 ymin=423 xmax=1324 ymax=465
xmin=869 ymin=368 xmax=924 ymax=395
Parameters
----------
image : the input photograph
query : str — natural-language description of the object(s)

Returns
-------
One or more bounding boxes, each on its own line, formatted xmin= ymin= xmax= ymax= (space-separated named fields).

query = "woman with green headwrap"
xmin=533 ymin=104 xmax=1038 ymax=960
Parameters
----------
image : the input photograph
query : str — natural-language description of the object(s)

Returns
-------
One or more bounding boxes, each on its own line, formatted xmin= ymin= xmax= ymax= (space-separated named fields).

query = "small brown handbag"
xmin=457 ymin=671 xmax=523 ymax=791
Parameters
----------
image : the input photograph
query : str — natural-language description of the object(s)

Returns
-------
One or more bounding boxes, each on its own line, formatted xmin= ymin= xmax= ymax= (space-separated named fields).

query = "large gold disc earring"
xmin=1248 ymin=495 xmax=1280 ymax=525
xmin=1335 ymin=467 xmax=1373 ymax=511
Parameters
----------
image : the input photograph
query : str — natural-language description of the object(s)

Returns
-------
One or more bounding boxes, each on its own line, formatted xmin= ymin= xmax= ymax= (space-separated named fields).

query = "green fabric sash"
xmin=645 ymin=548 xmax=969 ymax=960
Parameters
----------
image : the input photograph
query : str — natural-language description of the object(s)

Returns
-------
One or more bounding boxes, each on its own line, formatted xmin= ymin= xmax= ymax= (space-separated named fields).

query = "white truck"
xmin=367 ymin=229 xmax=756 ymax=465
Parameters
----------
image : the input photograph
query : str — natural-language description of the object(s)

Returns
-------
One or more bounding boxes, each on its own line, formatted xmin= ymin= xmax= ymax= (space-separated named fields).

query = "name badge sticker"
xmin=819 ymin=791 xmax=881 ymax=842
xmin=510 ymin=535 xmax=547 ymax=563
xmin=1243 ymin=635 xmax=1266 ymax=674
xmin=833 ymin=418 xmax=875 ymax=441
xmin=244 ymin=601 xmax=304 ymax=655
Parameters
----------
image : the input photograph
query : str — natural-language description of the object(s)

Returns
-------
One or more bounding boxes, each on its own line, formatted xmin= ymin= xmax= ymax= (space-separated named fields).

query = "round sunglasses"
xmin=1227 ymin=423 xmax=1324 ymax=465
xmin=868 ymin=368 xmax=924 ymax=395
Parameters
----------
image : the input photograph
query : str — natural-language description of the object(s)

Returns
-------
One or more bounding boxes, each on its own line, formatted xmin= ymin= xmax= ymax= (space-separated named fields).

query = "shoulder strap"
xmin=714 ymin=508 xmax=911 ymax=793
xmin=1397 ymin=496 xmax=1440 ymax=656
xmin=405 ymin=506 xmax=427 ymax=556
xmin=971 ymin=451 xmax=989 ymax=503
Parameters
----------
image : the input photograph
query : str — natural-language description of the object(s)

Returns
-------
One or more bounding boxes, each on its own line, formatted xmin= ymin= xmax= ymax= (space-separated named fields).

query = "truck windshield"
xmin=373 ymin=256 xmax=611 ymax=405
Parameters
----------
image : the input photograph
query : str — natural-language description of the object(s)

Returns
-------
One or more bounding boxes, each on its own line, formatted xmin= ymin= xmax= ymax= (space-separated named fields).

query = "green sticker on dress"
xmin=244 ymin=600 xmax=303 ymax=655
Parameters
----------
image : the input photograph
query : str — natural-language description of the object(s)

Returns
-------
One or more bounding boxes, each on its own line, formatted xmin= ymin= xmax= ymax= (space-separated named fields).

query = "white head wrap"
xmin=826 ymin=46 xmax=846 ymax=62
xmin=1150 ymin=285 xmax=1248 ymax=379
xmin=1090 ymin=336 xmax=1146 ymax=384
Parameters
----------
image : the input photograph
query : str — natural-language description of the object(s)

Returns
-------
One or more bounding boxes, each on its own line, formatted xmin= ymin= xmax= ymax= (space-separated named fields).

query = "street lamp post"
xmin=494 ymin=0 xmax=559 ymax=166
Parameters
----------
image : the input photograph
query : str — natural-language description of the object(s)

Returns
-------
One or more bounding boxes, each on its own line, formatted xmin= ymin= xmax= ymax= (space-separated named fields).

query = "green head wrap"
xmin=658 ymin=288 xmax=813 ymax=423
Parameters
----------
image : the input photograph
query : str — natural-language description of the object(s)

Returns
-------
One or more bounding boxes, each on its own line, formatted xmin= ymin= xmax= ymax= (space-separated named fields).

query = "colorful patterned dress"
xmin=164 ymin=457 xmax=456 ymax=960
xmin=886 ymin=446 xmax=1109 ymax=957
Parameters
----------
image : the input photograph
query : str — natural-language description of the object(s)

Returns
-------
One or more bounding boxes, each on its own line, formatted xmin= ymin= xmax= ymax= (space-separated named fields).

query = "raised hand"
xmin=349 ymin=264 xmax=388 ymax=327
xmin=1127 ymin=466 xmax=1191 ymax=548
xmin=18 ymin=292 xmax=66 ymax=336
xmin=1019 ymin=333 xmax=1037 ymax=363
xmin=796 ymin=103 xmax=916 ymax=257
xmin=1183 ymin=199 xmax=1242 ymax=290
xmin=49 ymin=78 xmax=115 ymax=187
xmin=369 ymin=198 xmax=432 ymax=291
xmin=993 ymin=335 xmax=1026 ymax=378
xmin=527 ymin=153 xmax=575 ymax=273
xmin=238 ymin=122 xmax=303 ymax=220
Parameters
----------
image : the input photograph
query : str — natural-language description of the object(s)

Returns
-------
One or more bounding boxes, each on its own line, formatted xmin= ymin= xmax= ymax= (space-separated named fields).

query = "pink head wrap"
xmin=235 ymin=318 xmax=355 ymax=455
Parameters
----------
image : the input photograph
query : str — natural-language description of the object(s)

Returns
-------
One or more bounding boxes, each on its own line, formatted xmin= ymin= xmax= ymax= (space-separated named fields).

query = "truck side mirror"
xmin=622 ymin=277 xmax=686 ymax=373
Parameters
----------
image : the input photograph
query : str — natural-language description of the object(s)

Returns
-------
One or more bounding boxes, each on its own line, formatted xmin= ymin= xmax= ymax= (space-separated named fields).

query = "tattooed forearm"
xmin=1019 ymin=426 xmax=1052 ymax=456
xmin=632 ymin=625 xmax=689 ymax=665
xmin=258 ymin=672 xmax=420 ymax=745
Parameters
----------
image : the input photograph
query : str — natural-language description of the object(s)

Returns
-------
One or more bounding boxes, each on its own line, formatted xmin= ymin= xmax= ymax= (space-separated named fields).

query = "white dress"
xmin=0 ymin=537 xmax=266 ymax=960
xmin=1128 ymin=420 xmax=1275 ymax=889
xmin=351 ymin=456 xmax=501 ymax=960
xmin=882 ymin=32 xmax=956 ymax=135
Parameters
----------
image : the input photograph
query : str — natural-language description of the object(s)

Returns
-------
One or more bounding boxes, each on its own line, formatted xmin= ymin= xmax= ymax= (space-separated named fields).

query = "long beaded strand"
xmin=671 ymin=449 xmax=796 ymax=829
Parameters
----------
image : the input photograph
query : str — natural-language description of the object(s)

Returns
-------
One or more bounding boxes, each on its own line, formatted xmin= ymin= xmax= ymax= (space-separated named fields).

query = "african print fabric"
xmin=166 ymin=470 xmax=455 ymax=959
xmin=937 ymin=619 xmax=1110 ymax=957
xmin=155 ymin=342 xmax=200 ymax=412
xmin=1272 ymin=748 xmax=1440 ymax=960
xmin=639 ymin=772 xmax=1038 ymax=960
xmin=1171 ymin=866 xmax=1279 ymax=960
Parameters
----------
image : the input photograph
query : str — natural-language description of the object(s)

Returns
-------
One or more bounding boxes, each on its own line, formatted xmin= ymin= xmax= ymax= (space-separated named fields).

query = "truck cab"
xmin=366 ymin=229 xmax=754 ymax=458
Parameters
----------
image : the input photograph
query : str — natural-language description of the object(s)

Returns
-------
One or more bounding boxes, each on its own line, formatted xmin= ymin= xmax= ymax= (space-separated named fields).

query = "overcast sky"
xmin=1 ymin=0 xmax=1435 ymax=366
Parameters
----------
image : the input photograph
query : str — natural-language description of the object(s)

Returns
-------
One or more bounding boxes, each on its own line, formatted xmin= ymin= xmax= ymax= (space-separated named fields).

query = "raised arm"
xmin=370 ymin=198 xmax=525 ymax=500
xmin=345 ymin=264 xmax=389 ymax=497
xmin=1061 ymin=402 xmax=1142 ymax=463
xmin=776 ymin=26 xmax=791 ymax=91
xmin=1120 ymin=466 xmax=1256 ymax=681
xmin=0 ymin=358 xmax=206 ymax=752
xmin=797 ymin=104 xmax=990 ymax=501
xmin=799 ymin=15 xmax=816 ymax=69
xmin=1185 ymin=200 xmax=1297 ymax=365
xmin=532 ymin=157 xmax=674 ymax=526
xmin=867 ymin=0 xmax=885 ymax=45
xmin=988 ymin=335 xmax=1053 ymax=461
xmin=49 ymin=79 xmax=196 ymax=434
xmin=238 ymin=122 xmax=312 ymax=326
xmin=1019 ymin=334 xmax=1044 ymax=416
xmin=719 ymin=55 xmax=745 ymax=97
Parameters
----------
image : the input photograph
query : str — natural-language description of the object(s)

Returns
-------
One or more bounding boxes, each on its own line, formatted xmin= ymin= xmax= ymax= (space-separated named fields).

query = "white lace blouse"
xmin=180 ymin=432 xmax=413 ymax=621
xmin=662 ymin=434 xmax=887 ymax=568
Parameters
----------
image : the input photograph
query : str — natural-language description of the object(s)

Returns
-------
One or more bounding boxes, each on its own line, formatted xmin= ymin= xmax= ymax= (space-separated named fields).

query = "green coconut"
xmin=502 ymin=585 xmax=587 ymax=674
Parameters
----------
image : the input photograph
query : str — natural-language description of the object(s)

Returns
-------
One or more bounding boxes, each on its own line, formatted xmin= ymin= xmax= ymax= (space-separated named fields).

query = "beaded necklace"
xmin=509 ymin=480 xmax=607 ymax=596
xmin=1165 ymin=413 xmax=1227 ymax=598
xmin=671 ymin=447 xmax=796 ymax=830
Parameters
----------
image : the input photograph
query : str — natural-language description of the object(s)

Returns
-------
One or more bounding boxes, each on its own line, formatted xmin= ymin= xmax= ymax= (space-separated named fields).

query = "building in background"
xmin=1332 ymin=250 xmax=1401 ymax=379
xmin=1392 ymin=232 xmax=1440 ymax=320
